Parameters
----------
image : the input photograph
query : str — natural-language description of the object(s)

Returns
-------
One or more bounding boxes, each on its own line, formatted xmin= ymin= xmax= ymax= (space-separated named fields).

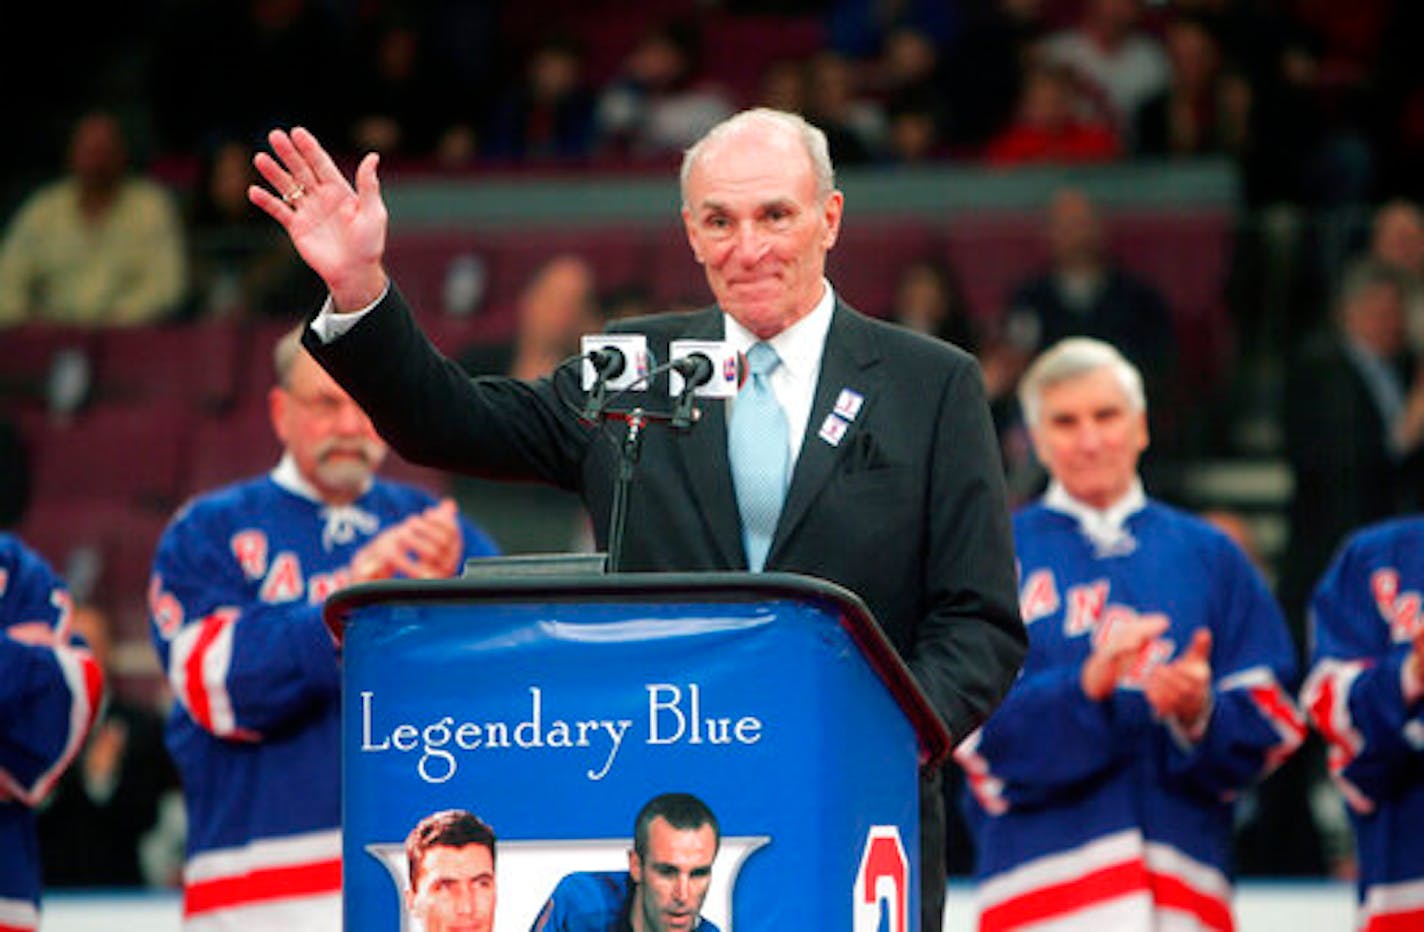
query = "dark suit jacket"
xmin=303 ymin=288 xmax=1025 ymax=743
xmin=1280 ymin=332 xmax=1423 ymax=647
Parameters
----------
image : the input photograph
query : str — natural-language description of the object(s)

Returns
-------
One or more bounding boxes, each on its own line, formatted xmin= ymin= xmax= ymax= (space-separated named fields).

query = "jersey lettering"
xmin=1065 ymin=580 xmax=1110 ymax=636
xmin=259 ymin=552 xmax=304 ymax=604
xmin=308 ymin=569 xmax=352 ymax=605
xmin=1020 ymin=570 xmax=1059 ymax=625
xmin=148 ymin=574 xmax=186 ymax=640
xmin=1370 ymin=568 xmax=1424 ymax=642
xmin=231 ymin=530 xmax=270 ymax=580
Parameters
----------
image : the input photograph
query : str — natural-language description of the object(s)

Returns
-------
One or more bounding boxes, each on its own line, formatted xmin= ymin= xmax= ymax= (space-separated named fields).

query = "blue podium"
xmin=326 ymin=569 xmax=951 ymax=931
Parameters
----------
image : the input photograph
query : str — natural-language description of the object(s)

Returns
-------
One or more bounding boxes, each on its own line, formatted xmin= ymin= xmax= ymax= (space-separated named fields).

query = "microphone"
xmin=668 ymin=340 xmax=745 ymax=399
xmin=587 ymin=347 xmax=626 ymax=381
xmin=580 ymin=334 xmax=649 ymax=422
xmin=669 ymin=352 xmax=714 ymax=390
xmin=668 ymin=340 xmax=746 ymax=429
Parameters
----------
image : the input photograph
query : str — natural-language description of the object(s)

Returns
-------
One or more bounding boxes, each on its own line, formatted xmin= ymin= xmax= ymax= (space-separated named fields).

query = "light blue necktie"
xmin=729 ymin=342 xmax=789 ymax=572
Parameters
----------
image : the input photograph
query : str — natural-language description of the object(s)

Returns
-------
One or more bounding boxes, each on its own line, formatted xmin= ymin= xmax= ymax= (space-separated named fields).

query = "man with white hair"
xmin=148 ymin=326 xmax=497 ymax=930
xmin=248 ymin=107 xmax=1025 ymax=930
xmin=956 ymin=337 xmax=1304 ymax=930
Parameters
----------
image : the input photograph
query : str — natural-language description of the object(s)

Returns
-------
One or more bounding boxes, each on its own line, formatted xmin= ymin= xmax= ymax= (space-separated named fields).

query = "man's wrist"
xmin=1081 ymin=656 xmax=1112 ymax=701
xmin=330 ymin=267 xmax=389 ymax=313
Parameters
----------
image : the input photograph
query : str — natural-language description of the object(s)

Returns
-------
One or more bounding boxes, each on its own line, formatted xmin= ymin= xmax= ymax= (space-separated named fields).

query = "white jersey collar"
xmin=1043 ymin=479 xmax=1146 ymax=557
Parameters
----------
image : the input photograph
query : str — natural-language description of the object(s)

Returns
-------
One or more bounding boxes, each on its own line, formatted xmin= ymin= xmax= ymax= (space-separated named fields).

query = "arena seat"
xmin=1110 ymin=208 xmax=1237 ymax=395
xmin=943 ymin=213 xmax=1048 ymax=322
xmin=0 ymin=325 xmax=97 ymax=415
xmin=383 ymin=229 xmax=491 ymax=322
xmin=826 ymin=219 xmax=940 ymax=320
xmin=474 ymin=225 xmax=654 ymax=311
xmin=648 ymin=231 xmax=713 ymax=310
xmin=93 ymin=319 xmax=242 ymax=412
xmin=185 ymin=403 xmax=281 ymax=498
xmin=18 ymin=498 xmax=168 ymax=643
xmin=22 ymin=401 xmax=192 ymax=514
xmin=701 ymin=14 xmax=826 ymax=107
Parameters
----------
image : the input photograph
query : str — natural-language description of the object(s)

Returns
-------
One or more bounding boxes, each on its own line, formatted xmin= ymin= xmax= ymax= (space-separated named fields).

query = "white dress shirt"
xmin=722 ymin=278 xmax=835 ymax=471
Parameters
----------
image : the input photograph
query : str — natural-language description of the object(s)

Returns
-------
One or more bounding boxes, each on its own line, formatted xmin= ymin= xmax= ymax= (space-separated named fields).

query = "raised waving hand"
xmin=248 ymin=127 xmax=389 ymax=311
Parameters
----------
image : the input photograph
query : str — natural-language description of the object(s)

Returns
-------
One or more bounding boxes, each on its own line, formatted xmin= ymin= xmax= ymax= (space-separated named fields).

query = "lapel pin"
xmin=818 ymin=413 xmax=850 ymax=446
xmin=833 ymin=388 xmax=864 ymax=421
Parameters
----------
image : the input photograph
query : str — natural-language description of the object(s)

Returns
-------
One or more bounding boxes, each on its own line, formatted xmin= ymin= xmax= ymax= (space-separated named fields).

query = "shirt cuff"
xmin=309 ymin=284 xmax=390 ymax=343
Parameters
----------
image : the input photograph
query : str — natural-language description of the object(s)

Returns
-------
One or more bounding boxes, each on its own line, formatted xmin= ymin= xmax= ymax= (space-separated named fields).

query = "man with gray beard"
xmin=147 ymin=326 xmax=497 ymax=930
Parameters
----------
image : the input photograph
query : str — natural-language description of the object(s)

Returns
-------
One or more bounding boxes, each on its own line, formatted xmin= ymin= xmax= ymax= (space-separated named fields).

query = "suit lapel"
xmin=669 ymin=308 xmax=744 ymax=567
xmin=769 ymin=304 xmax=880 ymax=563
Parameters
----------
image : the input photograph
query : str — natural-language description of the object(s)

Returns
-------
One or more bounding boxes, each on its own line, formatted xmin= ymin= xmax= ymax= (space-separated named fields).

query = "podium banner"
xmin=334 ymin=576 xmax=941 ymax=930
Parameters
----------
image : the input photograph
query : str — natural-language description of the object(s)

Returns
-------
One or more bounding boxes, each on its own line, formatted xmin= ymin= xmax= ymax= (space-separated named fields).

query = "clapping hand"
xmin=1080 ymin=615 xmax=1171 ymax=701
xmin=1144 ymin=628 xmax=1214 ymax=731
xmin=349 ymin=499 xmax=464 ymax=583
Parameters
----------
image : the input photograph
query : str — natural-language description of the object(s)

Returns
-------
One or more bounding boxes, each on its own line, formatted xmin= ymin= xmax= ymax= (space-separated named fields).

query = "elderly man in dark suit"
xmin=249 ymin=108 xmax=1024 ymax=929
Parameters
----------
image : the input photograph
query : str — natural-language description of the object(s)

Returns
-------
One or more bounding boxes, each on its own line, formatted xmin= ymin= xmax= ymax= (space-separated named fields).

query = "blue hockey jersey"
xmin=148 ymin=460 xmax=496 ymax=930
xmin=0 ymin=533 xmax=103 ymax=932
xmin=1303 ymin=516 xmax=1424 ymax=932
xmin=531 ymin=870 xmax=721 ymax=932
xmin=956 ymin=492 xmax=1304 ymax=931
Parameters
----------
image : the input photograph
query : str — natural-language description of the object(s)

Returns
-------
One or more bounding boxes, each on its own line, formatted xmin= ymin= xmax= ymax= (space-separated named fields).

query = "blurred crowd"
xmin=4 ymin=0 xmax=1424 ymax=908
xmin=2 ymin=0 xmax=1420 ymax=192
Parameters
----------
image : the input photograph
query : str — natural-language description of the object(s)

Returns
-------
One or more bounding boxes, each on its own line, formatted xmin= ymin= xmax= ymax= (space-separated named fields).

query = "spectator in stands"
xmin=345 ymin=13 xmax=458 ymax=161
xmin=457 ymin=255 xmax=600 ymax=555
xmin=941 ymin=0 xmax=1049 ymax=149
xmin=889 ymin=257 xmax=977 ymax=352
xmin=989 ymin=187 xmax=1176 ymax=494
xmin=1001 ymin=188 xmax=1174 ymax=413
xmin=754 ymin=58 xmax=808 ymax=116
xmin=869 ymin=25 xmax=947 ymax=113
xmin=1134 ymin=14 xmax=1251 ymax=159
xmin=459 ymin=255 xmax=600 ymax=381
xmin=1280 ymin=261 xmax=1424 ymax=658
xmin=827 ymin=0 xmax=959 ymax=60
xmin=1363 ymin=199 xmax=1424 ymax=351
xmin=485 ymin=35 xmax=597 ymax=163
xmin=884 ymin=88 xmax=948 ymax=164
xmin=185 ymin=137 xmax=319 ymax=319
xmin=1372 ymin=3 xmax=1424 ymax=203
xmin=0 ymin=110 xmax=186 ymax=327
xmin=595 ymin=21 xmax=734 ymax=160
xmin=149 ymin=0 xmax=343 ymax=156
xmin=957 ymin=337 xmax=1304 ymax=929
xmin=39 ymin=604 xmax=180 ymax=888
xmin=1041 ymin=0 xmax=1170 ymax=143
xmin=1 ymin=532 xmax=104 ymax=932
xmin=1303 ymin=514 xmax=1424 ymax=932
xmin=147 ymin=327 xmax=497 ymax=930
xmin=984 ymin=61 xmax=1122 ymax=166
xmin=803 ymin=51 xmax=885 ymax=166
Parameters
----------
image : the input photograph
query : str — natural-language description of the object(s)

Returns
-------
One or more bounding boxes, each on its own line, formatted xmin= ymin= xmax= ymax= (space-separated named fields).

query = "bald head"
xmin=680 ymin=108 xmax=835 ymax=207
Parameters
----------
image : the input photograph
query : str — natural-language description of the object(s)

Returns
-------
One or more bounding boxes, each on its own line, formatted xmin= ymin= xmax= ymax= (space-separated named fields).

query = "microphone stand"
xmin=581 ymin=354 xmax=714 ymax=572
xmin=606 ymin=407 xmax=648 ymax=573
